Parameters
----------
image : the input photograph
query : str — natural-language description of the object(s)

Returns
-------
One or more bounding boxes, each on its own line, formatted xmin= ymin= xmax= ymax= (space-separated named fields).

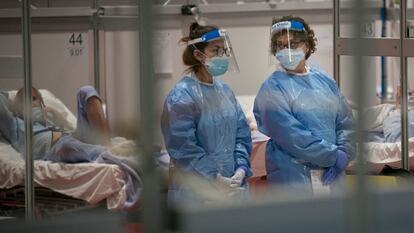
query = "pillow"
xmin=7 ymin=89 xmax=77 ymax=129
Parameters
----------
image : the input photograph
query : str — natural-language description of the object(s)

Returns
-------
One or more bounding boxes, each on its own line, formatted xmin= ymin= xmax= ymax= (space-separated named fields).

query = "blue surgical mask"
xmin=275 ymin=48 xmax=305 ymax=70
xmin=205 ymin=56 xmax=229 ymax=77
xmin=32 ymin=107 xmax=46 ymax=124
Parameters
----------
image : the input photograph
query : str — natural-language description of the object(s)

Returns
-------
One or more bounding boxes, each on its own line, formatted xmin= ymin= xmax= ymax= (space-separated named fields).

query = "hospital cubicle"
xmin=0 ymin=0 xmax=145 ymax=221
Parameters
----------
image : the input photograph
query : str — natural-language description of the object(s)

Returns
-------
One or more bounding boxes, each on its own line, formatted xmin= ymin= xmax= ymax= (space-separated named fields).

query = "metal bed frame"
xmin=0 ymin=186 xmax=101 ymax=219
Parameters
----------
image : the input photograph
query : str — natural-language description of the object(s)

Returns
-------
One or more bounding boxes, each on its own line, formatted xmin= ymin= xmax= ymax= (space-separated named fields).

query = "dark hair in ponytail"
xmin=179 ymin=22 xmax=218 ymax=73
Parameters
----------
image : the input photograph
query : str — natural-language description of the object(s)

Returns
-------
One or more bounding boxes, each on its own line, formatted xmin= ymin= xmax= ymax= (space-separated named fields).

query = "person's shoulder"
xmin=215 ymin=79 xmax=234 ymax=93
xmin=173 ymin=76 xmax=196 ymax=89
xmin=310 ymin=67 xmax=335 ymax=82
xmin=269 ymin=70 xmax=288 ymax=79
xmin=260 ymin=71 xmax=284 ymax=91
xmin=310 ymin=67 xmax=338 ymax=88
xmin=165 ymin=76 xmax=195 ymax=104
xmin=220 ymin=82 xmax=240 ymax=103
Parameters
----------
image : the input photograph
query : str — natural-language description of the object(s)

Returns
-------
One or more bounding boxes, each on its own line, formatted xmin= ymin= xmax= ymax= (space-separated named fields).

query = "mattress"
xmin=348 ymin=138 xmax=414 ymax=173
xmin=0 ymin=140 xmax=129 ymax=210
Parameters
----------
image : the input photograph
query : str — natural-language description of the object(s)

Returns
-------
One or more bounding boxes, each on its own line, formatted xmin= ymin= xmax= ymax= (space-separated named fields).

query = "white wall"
xmin=0 ymin=32 xmax=92 ymax=113
xmin=104 ymin=31 xmax=140 ymax=138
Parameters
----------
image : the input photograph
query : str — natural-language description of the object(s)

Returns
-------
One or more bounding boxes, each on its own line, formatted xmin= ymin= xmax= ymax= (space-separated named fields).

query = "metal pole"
xmin=93 ymin=0 xmax=100 ymax=95
xmin=380 ymin=0 xmax=387 ymax=102
xmin=333 ymin=0 xmax=340 ymax=87
xmin=138 ymin=1 xmax=163 ymax=233
xmin=400 ymin=0 xmax=409 ymax=170
xmin=350 ymin=0 xmax=371 ymax=233
xmin=22 ymin=0 xmax=35 ymax=222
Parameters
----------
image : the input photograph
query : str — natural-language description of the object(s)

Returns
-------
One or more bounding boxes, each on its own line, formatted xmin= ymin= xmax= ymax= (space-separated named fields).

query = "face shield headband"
xmin=188 ymin=29 xmax=240 ymax=73
xmin=270 ymin=20 xmax=307 ymax=65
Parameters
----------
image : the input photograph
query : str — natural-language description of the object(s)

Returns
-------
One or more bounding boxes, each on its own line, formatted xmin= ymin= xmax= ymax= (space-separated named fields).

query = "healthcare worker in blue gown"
xmin=253 ymin=16 xmax=355 ymax=191
xmin=161 ymin=22 xmax=252 ymax=203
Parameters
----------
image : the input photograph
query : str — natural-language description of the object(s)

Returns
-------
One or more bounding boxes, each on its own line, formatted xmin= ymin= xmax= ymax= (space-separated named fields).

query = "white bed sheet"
xmin=0 ymin=140 xmax=128 ymax=210
xmin=363 ymin=137 xmax=414 ymax=164
xmin=252 ymin=129 xmax=414 ymax=165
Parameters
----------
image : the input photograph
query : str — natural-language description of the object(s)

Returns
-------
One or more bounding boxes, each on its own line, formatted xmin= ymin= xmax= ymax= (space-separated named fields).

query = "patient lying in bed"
xmin=0 ymin=86 xmax=141 ymax=208
xmin=382 ymin=109 xmax=414 ymax=143
xmin=376 ymin=86 xmax=414 ymax=143
xmin=361 ymin=103 xmax=414 ymax=143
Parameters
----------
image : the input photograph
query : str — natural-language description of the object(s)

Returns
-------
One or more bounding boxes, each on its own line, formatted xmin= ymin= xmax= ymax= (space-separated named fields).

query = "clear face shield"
xmin=269 ymin=21 xmax=308 ymax=70
xmin=188 ymin=29 xmax=240 ymax=74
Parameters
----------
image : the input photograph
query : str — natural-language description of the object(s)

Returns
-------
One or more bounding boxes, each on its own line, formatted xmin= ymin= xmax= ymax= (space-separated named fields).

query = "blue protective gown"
xmin=0 ymin=93 xmax=52 ymax=160
xmin=161 ymin=75 xmax=252 ymax=200
xmin=253 ymin=67 xmax=354 ymax=189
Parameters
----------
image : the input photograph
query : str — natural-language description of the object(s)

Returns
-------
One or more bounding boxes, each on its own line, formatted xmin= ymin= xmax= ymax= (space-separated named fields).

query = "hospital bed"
xmin=235 ymin=95 xmax=414 ymax=187
xmin=0 ymin=89 xmax=141 ymax=218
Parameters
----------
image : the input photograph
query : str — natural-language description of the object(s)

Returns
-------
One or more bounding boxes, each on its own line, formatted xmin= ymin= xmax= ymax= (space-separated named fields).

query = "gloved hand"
xmin=230 ymin=168 xmax=246 ymax=188
xmin=215 ymin=173 xmax=232 ymax=188
xmin=322 ymin=150 xmax=349 ymax=186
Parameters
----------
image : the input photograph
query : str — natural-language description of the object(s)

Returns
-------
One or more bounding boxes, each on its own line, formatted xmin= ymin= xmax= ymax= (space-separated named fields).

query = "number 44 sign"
xmin=67 ymin=33 xmax=85 ymax=57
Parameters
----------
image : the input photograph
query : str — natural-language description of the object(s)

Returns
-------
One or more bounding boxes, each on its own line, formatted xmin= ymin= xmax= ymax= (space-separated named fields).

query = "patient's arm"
xmin=44 ymin=106 xmax=74 ymax=130
xmin=85 ymin=96 xmax=110 ymax=145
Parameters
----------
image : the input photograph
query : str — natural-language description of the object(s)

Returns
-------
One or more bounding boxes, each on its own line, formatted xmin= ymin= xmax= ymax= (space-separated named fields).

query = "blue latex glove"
xmin=322 ymin=150 xmax=349 ymax=185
